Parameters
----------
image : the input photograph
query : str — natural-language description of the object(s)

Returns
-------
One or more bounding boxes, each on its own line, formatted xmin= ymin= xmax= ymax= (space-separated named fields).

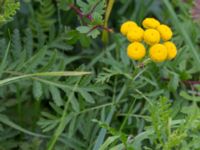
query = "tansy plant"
xmin=120 ymin=18 xmax=177 ymax=63
xmin=0 ymin=0 xmax=20 ymax=26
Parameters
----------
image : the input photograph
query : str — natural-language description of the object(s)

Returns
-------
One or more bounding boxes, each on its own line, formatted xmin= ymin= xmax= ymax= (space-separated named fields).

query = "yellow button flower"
xmin=157 ymin=24 xmax=173 ymax=41
xmin=120 ymin=21 xmax=138 ymax=36
xmin=127 ymin=42 xmax=146 ymax=60
xmin=164 ymin=41 xmax=177 ymax=60
xmin=142 ymin=18 xmax=160 ymax=29
xmin=143 ymin=29 xmax=160 ymax=45
xmin=127 ymin=26 xmax=144 ymax=42
xmin=149 ymin=44 xmax=168 ymax=62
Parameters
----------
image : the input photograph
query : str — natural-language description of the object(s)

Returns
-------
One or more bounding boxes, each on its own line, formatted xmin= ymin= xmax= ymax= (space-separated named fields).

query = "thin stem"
xmin=69 ymin=3 xmax=93 ymax=21
xmin=69 ymin=3 xmax=113 ymax=33
xmin=102 ymin=0 xmax=115 ymax=44
xmin=183 ymin=80 xmax=200 ymax=85
xmin=87 ymin=25 xmax=113 ymax=34
xmin=119 ymin=99 xmax=135 ymax=131
xmin=162 ymin=78 xmax=200 ymax=86
xmin=69 ymin=3 xmax=84 ymax=18
xmin=47 ymin=78 xmax=81 ymax=150
xmin=76 ymin=99 xmax=128 ymax=115
xmin=85 ymin=0 xmax=101 ymax=19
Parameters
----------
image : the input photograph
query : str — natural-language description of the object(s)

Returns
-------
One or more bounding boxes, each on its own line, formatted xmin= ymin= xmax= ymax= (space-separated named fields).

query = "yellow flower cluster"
xmin=120 ymin=18 xmax=177 ymax=62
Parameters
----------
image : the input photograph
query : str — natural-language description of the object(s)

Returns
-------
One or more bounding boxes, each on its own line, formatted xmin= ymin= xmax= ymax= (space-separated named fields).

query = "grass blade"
xmin=0 ymin=71 xmax=91 ymax=87
xmin=163 ymin=0 xmax=200 ymax=67
xmin=0 ymin=114 xmax=47 ymax=138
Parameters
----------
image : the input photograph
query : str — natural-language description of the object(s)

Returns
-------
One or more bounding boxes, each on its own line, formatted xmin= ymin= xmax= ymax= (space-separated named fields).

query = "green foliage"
xmin=30 ymin=0 xmax=56 ymax=32
xmin=0 ymin=0 xmax=200 ymax=150
xmin=98 ymin=97 xmax=200 ymax=150
xmin=61 ymin=0 xmax=106 ymax=38
xmin=0 ymin=0 xmax=20 ymax=26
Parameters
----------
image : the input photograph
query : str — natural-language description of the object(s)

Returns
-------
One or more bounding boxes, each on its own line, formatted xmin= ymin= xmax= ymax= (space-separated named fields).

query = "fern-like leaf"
xmin=0 ymin=0 xmax=20 ymax=26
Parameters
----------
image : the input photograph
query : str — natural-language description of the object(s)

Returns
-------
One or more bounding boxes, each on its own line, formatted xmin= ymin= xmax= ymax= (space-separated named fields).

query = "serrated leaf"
xmin=58 ymin=0 xmax=74 ymax=10
xmin=76 ymin=0 xmax=88 ymax=13
xmin=0 ymin=41 xmax=10 ymax=77
xmin=120 ymin=44 xmax=130 ymax=66
xmin=43 ymin=122 xmax=58 ymax=132
xmin=79 ymin=34 xmax=90 ymax=47
xmin=76 ymin=26 xmax=91 ymax=33
xmin=33 ymin=81 xmax=43 ymax=100
xmin=70 ymin=93 xmax=80 ymax=112
xmin=168 ymin=73 xmax=179 ymax=91
xmin=92 ymin=12 xmax=103 ymax=24
xmin=180 ymin=91 xmax=200 ymax=102
xmin=49 ymin=86 xmax=63 ymax=106
xmin=94 ymin=0 xmax=106 ymax=15
xmin=79 ymin=89 xmax=95 ymax=103
xmin=41 ymin=112 xmax=57 ymax=120
xmin=49 ymin=102 xmax=63 ymax=115
xmin=87 ymin=29 xmax=100 ymax=39
xmin=18 ymin=46 xmax=47 ymax=72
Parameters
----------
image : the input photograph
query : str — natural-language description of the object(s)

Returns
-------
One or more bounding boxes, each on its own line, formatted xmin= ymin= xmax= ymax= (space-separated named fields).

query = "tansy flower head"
xmin=144 ymin=29 xmax=160 ymax=45
xmin=142 ymin=18 xmax=160 ymax=29
xmin=120 ymin=21 xmax=138 ymax=36
xmin=164 ymin=41 xmax=177 ymax=60
xmin=127 ymin=42 xmax=146 ymax=60
xmin=127 ymin=26 xmax=144 ymax=42
xmin=120 ymin=18 xmax=177 ymax=63
xmin=149 ymin=44 xmax=168 ymax=62
xmin=157 ymin=24 xmax=173 ymax=41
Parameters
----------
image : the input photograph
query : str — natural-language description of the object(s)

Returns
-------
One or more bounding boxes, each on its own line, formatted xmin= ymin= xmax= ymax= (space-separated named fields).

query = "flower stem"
xmin=102 ymin=0 xmax=115 ymax=44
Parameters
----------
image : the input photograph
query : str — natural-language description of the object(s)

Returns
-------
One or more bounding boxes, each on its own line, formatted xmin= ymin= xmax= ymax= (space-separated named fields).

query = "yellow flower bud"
xmin=142 ymin=18 xmax=160 ymax=29
xmin=127 ymin=42 xmax=146 ymax=60
xmin=143 ymin=29 xmax=160 ymax=45
xmin=157 ymin=24 xmax=173 ymax=41
xmin=120 ymin=21 xmax=138 ymax=36
xmin=164 ymin=41 xmax=177 ymax=60
xmin=149 ymin=44 xmax=168 ymax=62
xmin=127 ymin=26 xmax=144 ymax=42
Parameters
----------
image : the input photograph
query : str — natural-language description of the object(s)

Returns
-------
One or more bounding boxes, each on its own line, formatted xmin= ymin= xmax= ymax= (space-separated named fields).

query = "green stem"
xmin=119 ymin=99 xmax=135 ymax=131
xmin=46 ymin=78 xmax=81 ymax=150
xmin=102 ymin=0 xmax=115 ymax=44
xmin=92 ymin=78 xmax=123 ymax=150
xmin=33 ymin=99 xmax=41 ymax=130
xmin=16 ymin=85 xmax=22 ymax=125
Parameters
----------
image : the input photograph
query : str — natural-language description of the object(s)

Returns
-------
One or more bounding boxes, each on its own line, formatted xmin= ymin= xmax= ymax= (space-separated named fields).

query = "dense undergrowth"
xmin=0 ymin=0 xmax=200 ymax=150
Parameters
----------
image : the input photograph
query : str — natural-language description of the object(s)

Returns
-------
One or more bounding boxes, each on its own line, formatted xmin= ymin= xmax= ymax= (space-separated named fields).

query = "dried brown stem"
xmin=163 ymin=78 xmax=200 ymax=85
xmin=87 ymin=25 xmax=113 ymax=34
xmin=69 ymin=3 xmax=84 ymax=18
xmin=85 ymin=0 xmax=101 ymax=20
xmin=183 ymin=80 xmax=200 ymax=85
